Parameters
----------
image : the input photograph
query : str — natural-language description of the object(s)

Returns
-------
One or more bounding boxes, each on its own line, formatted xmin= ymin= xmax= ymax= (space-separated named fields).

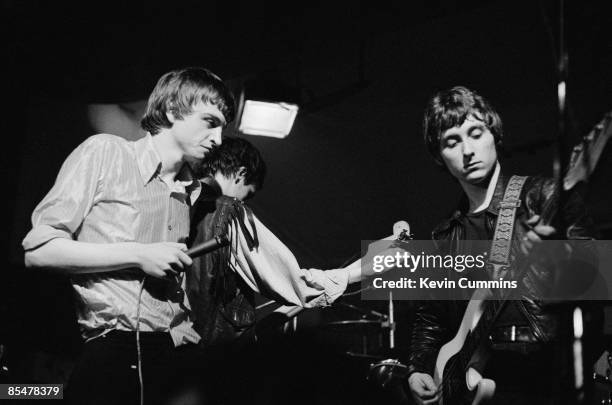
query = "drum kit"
xmin=320 ymin=298 xmax=409 ymax=378
xmin=311 ymin=297 xmax=411 ymax=404
xmin=318 ymin=221 xmax=413 ymax=392
xmin=254 ymin=221 xmax=414 ymax=400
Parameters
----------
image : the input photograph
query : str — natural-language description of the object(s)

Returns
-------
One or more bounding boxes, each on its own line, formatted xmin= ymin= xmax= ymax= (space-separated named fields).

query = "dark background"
xmin=2 ymin=0 xmax=611 ymax=401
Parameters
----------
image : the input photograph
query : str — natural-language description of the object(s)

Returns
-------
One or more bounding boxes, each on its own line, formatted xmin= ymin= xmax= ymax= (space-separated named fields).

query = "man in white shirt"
xmin=23 ymin=68 xmax=378 ymax=405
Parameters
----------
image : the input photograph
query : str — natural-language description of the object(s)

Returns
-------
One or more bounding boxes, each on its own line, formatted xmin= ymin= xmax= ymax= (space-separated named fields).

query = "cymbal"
xmin=323 ymin=319 xmax=387 ymax=332
xmin=326 ymin=319 xmax=384 ymax=326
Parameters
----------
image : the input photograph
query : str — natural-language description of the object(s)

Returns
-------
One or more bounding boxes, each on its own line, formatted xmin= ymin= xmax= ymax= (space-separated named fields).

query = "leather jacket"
xmin=407 ymin=173 xmax=596 ymax=376
xmin=186 ymin=179 xmax=258 ymax=349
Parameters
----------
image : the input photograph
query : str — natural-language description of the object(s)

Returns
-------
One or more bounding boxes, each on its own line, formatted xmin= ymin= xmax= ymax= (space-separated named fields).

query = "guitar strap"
xmin=487 ymin=175 xmax=528 ymax=281
xmin=463 ymin=176 xmax=528 ymax=373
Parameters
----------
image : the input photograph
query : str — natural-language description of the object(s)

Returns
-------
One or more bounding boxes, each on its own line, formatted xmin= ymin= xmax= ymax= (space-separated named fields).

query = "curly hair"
xmin=423 ymin=86 xmax=503 ymax=166
xmin=200 ymin=137 xmax=266 ymax=190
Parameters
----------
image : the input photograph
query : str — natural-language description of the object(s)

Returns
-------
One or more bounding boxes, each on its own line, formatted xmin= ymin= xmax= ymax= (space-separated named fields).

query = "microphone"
xmin=186 ymin=235 xmax=230 ymax=258
xmin=393 ymin=220 xmax=411 ymax=241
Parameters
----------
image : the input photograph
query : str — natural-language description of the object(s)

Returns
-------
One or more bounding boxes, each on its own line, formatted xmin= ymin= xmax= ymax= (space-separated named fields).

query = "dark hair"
xmin=423 ymin=86 xmax=503 ymax=166
xmin=200 ymin=137 xmax=266 ymax=190
xmin=141 ymin=67 xmax=236 ymax=135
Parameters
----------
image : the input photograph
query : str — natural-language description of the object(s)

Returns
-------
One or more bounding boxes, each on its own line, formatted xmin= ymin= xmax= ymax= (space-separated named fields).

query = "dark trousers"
xmin=65 ymin=331 xmax=206 ymax=405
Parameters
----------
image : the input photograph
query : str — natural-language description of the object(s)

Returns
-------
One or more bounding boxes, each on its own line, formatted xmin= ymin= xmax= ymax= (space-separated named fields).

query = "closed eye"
xmin=468 ymin=125 xmax=485 ymax=138
xmin=203 ymin=118 xmax=218 ymax=128
xmin=443 ymin=137 xmax=460 ymax=148
xmin=202 ymin=115 xmax=224 ymax=128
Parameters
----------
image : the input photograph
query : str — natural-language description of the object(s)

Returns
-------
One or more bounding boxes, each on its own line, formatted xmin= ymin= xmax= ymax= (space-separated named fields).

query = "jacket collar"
xmin=199 ymin=177 xmax=223 ymax=201
xmin=485 ymin=172 xmax=508 ymax=215
xmin=433 ymin=172 xmax=508 ymax=236
xmin=199 ymin=177 xmax=243 ymax=208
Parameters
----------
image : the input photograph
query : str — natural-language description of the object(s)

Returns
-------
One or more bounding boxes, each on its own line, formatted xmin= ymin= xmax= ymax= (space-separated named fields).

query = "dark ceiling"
xmin=5 ymin=0 xmax=495 ymax=100
xmin=5 ymin=0 xmax=612 ymax=266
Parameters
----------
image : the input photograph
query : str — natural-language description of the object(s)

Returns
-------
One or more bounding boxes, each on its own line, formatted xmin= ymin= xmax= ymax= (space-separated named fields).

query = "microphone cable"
xmin=136 ymin=277 xmax=146 ymax=405
xmin=133 ymin=235 xmax=229 ymax=405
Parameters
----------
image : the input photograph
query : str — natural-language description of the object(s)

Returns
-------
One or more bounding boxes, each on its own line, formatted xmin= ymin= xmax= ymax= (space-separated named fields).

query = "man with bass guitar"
xmin=406 ymin=86 xmax=600 ymax=405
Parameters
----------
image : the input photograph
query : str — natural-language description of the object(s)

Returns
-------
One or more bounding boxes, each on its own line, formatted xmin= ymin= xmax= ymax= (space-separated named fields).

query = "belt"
xmin=98 ymin=329 xmax=174 ymax=346
xmin=489 ymin=325 xmax=538 ymax=343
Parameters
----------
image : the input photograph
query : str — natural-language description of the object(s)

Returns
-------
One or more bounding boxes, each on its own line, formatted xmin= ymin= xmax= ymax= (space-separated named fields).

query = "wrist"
xmin=119 ymin=242 xmax=144 ymax=269
xmin=347 ymin=265 xmax=362 ymax=284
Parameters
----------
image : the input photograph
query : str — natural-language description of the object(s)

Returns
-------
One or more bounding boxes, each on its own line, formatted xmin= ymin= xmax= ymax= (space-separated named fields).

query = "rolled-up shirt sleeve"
xmin=23 ymin=136 xmax=107 ymax=251
xmin=228 ymin=212 xmax=349 ymax=308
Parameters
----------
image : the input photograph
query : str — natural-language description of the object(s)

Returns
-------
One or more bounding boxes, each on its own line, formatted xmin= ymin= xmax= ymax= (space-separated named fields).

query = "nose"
xmin=211 ymin=127 xmax=222 ymax=146
xmin=462 ymin=138 xmax=475 ymax=157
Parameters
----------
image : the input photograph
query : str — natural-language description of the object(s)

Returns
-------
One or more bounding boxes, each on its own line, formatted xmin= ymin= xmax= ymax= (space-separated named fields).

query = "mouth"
xmin=464 ymin=161 xmax=481 ymax=172
xmin=201 ymin=143 xmax=218 ymax=152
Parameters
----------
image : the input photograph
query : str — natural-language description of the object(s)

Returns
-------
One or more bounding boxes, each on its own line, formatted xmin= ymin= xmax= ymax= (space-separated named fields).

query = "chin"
xmin=464 ymin=172 xmax=488 ymax=185
xmin=468 ymin=166 xmax=496 ymax=184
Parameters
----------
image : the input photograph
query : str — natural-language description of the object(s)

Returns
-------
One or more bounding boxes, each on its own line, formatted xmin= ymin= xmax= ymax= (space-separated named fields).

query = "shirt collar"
xmin=134 ymin=133 xmax=163 ymax=185
xmin=177 ymin=164 xmax=202 ymax=205
xmin=134 ymin=133 xmax=202 ymax=204
xmin=484 ymin=172 xmax=507 ymax=215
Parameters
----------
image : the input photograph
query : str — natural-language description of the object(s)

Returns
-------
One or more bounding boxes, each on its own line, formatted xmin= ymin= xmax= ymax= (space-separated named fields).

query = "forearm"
xmin=232 ymin=224 xmax=403 ymax=305
xmin=24 ymin=238 xmax=140 ymax=274
xmin=230 ymin=218 xmax=350 ymax=307
xmin=346 ymin=241 xmax=407 ymax=284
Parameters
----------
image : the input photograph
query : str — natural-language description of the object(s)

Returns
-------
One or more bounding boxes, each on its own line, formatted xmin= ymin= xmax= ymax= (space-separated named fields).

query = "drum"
xmin=322 ymin=318 xmax=388 ymax=357
xmin=593 ymin=350 xmax=612 ymax=404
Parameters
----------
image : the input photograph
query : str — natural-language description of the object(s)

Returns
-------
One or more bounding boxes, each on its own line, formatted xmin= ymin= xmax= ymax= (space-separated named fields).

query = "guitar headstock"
xmin=564 ymin=111 xmax=612 ymax=190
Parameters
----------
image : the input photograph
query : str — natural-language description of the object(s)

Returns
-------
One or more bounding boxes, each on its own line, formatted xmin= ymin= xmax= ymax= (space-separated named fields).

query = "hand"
xmin=134 ymin=242 xmax=192 ymax=278
xmin=520 ymin=214 xmax=556 ymax=256
xmin=408 ymin=372 xmax=440 ymax=405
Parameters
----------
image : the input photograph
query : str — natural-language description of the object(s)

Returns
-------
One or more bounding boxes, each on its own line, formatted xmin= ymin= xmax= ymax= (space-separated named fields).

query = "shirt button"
xmin=168 ymin=225 xmax=173 ymax=231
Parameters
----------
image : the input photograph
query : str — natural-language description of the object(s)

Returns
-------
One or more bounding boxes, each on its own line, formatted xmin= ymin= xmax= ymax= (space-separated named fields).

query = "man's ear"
xmin=165 ymin=110 xmax=176 ymax=124
xmin=165 ymin=103 xmax=177 ymax=123
xmin=235 ymin=167 xmax=247 ymax=183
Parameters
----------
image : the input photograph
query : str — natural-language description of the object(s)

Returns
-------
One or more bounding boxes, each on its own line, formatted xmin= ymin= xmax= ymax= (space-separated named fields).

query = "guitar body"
xmin=434 ymin=288 xmax=496 ymax=405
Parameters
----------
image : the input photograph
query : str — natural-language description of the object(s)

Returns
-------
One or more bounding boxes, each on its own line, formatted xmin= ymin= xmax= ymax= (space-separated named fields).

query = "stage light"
xmin=238 ymin=100 xmax=298 ymax=138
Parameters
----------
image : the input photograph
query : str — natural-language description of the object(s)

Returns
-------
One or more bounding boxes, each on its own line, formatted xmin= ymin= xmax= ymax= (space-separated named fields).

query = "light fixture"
xmin=236 ymin=76 xmax=300 ymax=138
xmin=238 ymin=100 xmax=298 ymax=138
